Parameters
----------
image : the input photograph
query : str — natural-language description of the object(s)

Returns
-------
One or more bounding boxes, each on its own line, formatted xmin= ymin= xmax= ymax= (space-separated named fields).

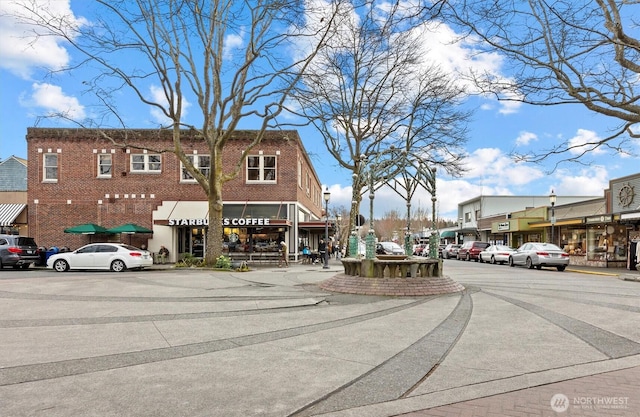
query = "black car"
xmin=0 ymin=234 xmax=40 ymax=269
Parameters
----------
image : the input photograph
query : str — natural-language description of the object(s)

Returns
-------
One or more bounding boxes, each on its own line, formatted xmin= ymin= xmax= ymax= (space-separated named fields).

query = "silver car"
xmin=47 ymin=243 xmax=153 ymax=272
xmin=508 ymin=242 xmax=569 ymax=271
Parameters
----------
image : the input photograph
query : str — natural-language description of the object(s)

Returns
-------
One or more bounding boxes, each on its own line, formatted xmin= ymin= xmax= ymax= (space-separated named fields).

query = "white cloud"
xmin=148 ymin=84 xmax=191 ymax=125
xmin=22 ymin=82 xmax=85 ymax=120
xmin=568 ymin=129 xmax=606 ymax=155
xmin=223 ymin=33 xmax=244 ymax=59
xmin=462 ymin=147 xmax=544 ymax=186
xmin=555 ymin=166 xmax=608 ymax=196
xmin=0 ymin=0 xmax=87 ymax=79
xmin=515 ymin=131 xmax=538 ymax=146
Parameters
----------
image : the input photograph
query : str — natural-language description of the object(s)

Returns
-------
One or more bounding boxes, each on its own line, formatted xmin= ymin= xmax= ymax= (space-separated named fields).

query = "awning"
xmin=299 ymin=221 xmax=335 ymax=230
xmin=440 ymin=231 xmax=456 ymax=238
xmin=0 ymin=204 xmax=26 ymax=226
xmin=167 ymin=201 xmax=209 ymax=220
xmin=529 ymin=219 xmax=583 ymax=228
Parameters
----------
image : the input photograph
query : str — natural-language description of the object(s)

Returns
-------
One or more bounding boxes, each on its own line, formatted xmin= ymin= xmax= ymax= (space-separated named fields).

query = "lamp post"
xmin=336 ymin=214 xmax=342 ymax=259
xmin=549 ymin=189 xmax=556 ymax=244
xmin=323 ymin=187 xmax=331 ymax=269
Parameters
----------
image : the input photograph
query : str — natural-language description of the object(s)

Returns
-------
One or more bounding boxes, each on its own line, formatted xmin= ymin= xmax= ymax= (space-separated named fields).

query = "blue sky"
xmin=1 ymin=0 xmax=637 ymax=222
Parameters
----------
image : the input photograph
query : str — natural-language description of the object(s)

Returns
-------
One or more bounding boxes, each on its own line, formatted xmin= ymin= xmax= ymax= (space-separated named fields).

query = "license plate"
xmin=27 ymin=250 xmax=33 ymax=254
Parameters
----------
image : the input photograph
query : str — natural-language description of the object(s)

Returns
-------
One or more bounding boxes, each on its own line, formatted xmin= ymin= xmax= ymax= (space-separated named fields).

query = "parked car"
xmin=413 ymin=244 xmax=427 ymax=256
xmin=376 ymin=241 xmax=405 ymax=255
xmin=441 ymin=243 xmax=461 ymax=259
xmin=457 ymin=241 xmax=490 ymax=261
xmin=508 ymin=242 xmax=570 ymax=271
xmin=0 ymin=234 xmax=40 ymax=269
xmin=479 ymin=245 xmax=515 ymax=264
xmin=47 ymin=243 xmax=153 ymax=272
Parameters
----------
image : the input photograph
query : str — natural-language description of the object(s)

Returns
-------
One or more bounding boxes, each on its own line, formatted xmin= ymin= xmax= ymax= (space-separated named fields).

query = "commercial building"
xmin=0 ymin=156 xmax=28 ymax=235
xmin=456 ymin=173 xmax=640 ymax=269
xmin=26 ymin=128 xmax=330 ymax=262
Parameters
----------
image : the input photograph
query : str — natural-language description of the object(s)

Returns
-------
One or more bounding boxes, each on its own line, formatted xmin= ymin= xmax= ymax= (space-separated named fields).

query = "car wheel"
xmin=490 ymin=256 xmax=496 ymax=264
xmin=53 ymin=259 xmax=69 ymax=272
xmin=110 ymin=259 xmax=127 ymax=272
xmin=508 ymin=257 xmax=515 ymax=267
xmin=526 ymin=257 xmax=534 ymax=269
xmin=21 ymin=264 xmax=30 ymax=269
xmin=557 ymin=265 xmax=566 ymax=271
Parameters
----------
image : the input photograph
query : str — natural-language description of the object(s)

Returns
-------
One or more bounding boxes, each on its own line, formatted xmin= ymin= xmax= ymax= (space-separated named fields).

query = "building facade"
xmin=26 ymin=128 xmax=329 ymax=262
xmin=0 ymin=156 xmax=28 ymax=235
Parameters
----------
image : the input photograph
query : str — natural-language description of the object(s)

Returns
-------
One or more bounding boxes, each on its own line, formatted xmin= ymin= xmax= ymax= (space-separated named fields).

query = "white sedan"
xmin=47 ymin=243 xmax=153 ymax=272
xmin=478 ymin=245 xmax=515 ymax=264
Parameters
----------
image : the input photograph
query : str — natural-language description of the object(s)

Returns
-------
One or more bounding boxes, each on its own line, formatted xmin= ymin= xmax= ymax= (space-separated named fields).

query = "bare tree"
xmin=290 ymin=0 xmax=469 ymax=241
xmin=445 ymin=0 xmax=640 ymax=165
xmin=8 ymin=0 xmax=339 ymax=264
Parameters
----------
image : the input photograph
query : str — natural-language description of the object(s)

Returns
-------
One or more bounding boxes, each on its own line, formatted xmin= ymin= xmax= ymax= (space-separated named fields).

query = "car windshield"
xmin=16 ymin=237 xmax=37 ymax=246
xmin=494 ymin=245 xmax=512 ymax=251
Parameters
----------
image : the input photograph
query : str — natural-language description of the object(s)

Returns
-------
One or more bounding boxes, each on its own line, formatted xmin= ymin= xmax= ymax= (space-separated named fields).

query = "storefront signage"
xmin=498 ymin=222 xmax=510 ymax=231
xmin=585 ymin=215 xmax=612 ymax=224
xmin=167 ymin=217 xmax=271 ymax=226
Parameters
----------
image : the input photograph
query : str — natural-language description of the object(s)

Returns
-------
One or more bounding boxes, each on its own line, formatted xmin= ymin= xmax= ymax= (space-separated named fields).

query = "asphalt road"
xmin=0 ymin=259 xmax=639 ymax=416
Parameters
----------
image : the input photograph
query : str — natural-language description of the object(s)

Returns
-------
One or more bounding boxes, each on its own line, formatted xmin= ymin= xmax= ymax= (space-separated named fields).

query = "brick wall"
xmin=27 ymin=128 xmax=324 ymax=247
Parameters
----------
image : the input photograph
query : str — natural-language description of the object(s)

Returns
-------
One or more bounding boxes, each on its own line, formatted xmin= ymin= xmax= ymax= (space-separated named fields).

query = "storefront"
xmin=152 ymin=201 xmax=332 ymax=262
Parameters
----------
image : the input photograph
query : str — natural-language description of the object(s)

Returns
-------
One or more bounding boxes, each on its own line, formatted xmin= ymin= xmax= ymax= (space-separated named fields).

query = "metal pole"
xmin=551 ymin=204 xmax=555 ymax=244
xmin=324 ymin=197 xmax=329 ymax=269
xmin=366 ymin=170 xmax=376 ymax=259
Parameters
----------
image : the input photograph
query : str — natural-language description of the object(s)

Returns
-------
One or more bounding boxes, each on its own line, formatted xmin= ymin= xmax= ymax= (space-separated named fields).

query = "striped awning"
xmin=0 ymin=204 xmax=26 ymax=226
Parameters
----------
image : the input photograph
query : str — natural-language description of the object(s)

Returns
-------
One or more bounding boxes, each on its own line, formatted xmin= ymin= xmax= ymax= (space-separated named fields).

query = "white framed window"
xmin=43 ymin=153 xmax=58 ymax=182
xmin=131 ymin=154 xmax=161 ymax=173
xmin=181 ymin=155 xmax=211 ymax=182
xmin=246 ymin=155 xmax=277 ymax=183
xmin=98 ymin=154 xmax=112 ymax=178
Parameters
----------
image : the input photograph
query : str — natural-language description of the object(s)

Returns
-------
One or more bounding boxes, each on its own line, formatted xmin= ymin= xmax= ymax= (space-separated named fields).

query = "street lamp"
xmin=549 ymin=189 xmax=557 ymax=244
xmin=323 ymin=187 xmax=331 ymax=269
xmin=336 ymin=214 xmax=342 ymax=259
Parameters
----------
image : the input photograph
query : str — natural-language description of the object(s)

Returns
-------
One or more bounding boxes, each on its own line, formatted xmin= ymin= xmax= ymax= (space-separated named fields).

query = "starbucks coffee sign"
xmin=168 ymin=217 xmax=271 ymax=226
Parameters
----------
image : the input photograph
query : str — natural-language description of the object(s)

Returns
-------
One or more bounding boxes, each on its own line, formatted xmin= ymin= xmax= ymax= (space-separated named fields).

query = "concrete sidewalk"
xmin=1 ymin=259 xmax=639 ymax=416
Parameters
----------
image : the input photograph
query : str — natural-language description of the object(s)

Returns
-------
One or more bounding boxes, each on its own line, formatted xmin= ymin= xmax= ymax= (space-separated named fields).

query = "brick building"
xmin=26 ymin=128 xmax=329 ymax=262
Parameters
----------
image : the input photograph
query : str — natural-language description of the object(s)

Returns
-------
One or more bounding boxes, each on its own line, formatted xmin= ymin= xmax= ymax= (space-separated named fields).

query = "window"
xmin=464 ymin=212 xmax=472 ymax=222
xmin=181 ymin=155 xmax=211 ymax=182
xmin=131 ymin=154 xmax=161 ymax=173
xmin=246 ymin=155 xmax=277 ymax=183
xmin=98 ymin=154 xmax=112 ymax=177
xmin=43 ymin=153 xmax=58 ymax=182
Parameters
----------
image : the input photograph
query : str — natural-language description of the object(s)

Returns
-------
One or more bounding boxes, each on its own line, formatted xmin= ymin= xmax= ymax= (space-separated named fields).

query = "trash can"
xmin=45 ymin=246 xmax=60 ymax=264
xmin=37 ymin=247 xmax=47 ymax=266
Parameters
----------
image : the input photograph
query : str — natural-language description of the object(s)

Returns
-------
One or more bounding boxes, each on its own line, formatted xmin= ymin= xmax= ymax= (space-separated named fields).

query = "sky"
xmin=0 ymin=0 xmax=637 ymax=223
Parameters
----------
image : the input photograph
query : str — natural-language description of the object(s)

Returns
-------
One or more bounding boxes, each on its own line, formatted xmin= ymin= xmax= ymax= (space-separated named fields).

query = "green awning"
xmin=440 ymin=231 xmax=456 ymax=238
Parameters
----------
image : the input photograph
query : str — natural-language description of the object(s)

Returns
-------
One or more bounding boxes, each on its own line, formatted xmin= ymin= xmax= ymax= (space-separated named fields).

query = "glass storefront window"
xmin=560 ymin=227 xmax=586 ymax=255
xmin=586 ymin=224 xmax=627 ymax=262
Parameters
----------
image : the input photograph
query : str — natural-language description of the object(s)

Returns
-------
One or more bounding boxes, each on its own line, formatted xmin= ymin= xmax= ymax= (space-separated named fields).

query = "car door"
xmin=72 ymin=245 xmax=98 ymax=268
xmin=513 ymin=243 xmax=530 ymax=264
xmin=93 ymin=244 xmax=119 ymax=269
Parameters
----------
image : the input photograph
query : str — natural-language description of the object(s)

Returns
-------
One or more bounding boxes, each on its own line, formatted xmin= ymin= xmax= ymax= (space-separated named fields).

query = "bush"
xmin=215 ymin=255 xmax=232 ymax=269
xmin=176 ymin=253 xmax=205 ymax=268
